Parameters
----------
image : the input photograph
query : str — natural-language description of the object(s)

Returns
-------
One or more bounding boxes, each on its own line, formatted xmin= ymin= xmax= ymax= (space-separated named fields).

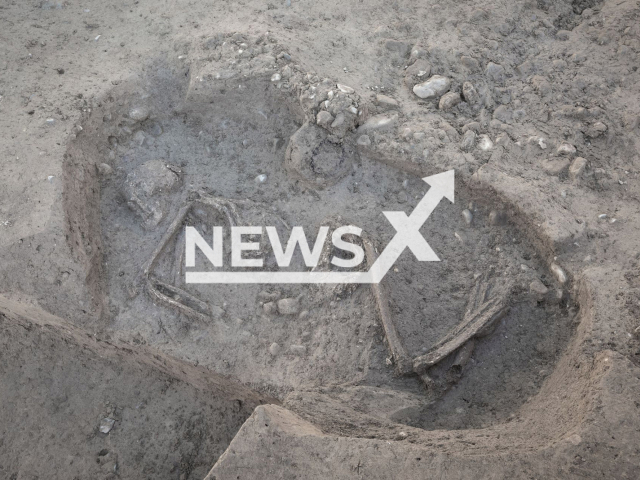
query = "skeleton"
xmin=135 ymin=193 xmax=240 ymax=323
xmin=366 ymin=243 xmax=513 ymax=387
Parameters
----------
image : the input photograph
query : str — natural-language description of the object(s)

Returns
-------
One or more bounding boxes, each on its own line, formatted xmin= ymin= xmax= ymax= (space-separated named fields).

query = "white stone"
xmin=336 ymin=83 xmax=354 ymax=94
xmin=412 ymin=75 xmax=451 ymax=99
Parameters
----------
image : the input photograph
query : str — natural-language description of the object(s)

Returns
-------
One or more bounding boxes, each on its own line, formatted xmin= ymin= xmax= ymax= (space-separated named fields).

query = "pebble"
xmin=376 ymin=94 xmax=399 ymax=110
xmin=277 ymin=297 xmax=300 ymax=315
xmin=477 ymin=134 xmax=494 ymax=151
xmin=289 ymin=345 xmax=307 ymax=356
xmin=489 ymin=210 xmax=506 ymax=226
xmin=99 ymin=418 xmax=115 ymax=434
xmin=357 ymin=114 xmax=398 ymax=133
xmin=97 ymin=163 xmax=113 ymax=176
xmin=133 ymin=130 xmax=146 ymax=146
xmin=263 ymin=301 xmax=277 ymax=314
xmin=404 ymin=59 xmax=431 ymax=87
xmin=255 ymin=174 xmax=268 ymax=184
xmin=128 ymin=106 xmax=149 ymax=122
xmin=542 ymin=158 xmax=570 ymax=176
xmin=462 ymin=209 xmax=473 ymax=225
xmin=460 ymin=130 xmax=476 ymax=152
xmin=439 ymin=91 xmax=461 ymax=110
xmin=460 ymin=56 xmax=480 ymax=71
xmin=569 ymin=157 xmax=587 ymax=181
xmin=336 ymin=83 xmax=354 ymax=94
xmin=493 ymin=105 xmax=513 ymax=124
xmin=529 ymin=279 xmax=549 ymax=301
xmin=550 ymin=263 xmax=567 ymax=284
xmin=271 ymin=73 xmax=281 ymax=82
xmin=485 ymin=62 xmax=506 ymax=84
xmin=331 ymin=112 xmax=345 ymax=129
xmin=557 ymin=143 xmax=576 ymax=156
xmin=356 ymin=134 xmax=371 ymax=146
xmin=412 ymin=75 xmax=451 ymax=99
xmin=268 ymin=342 xmax=281 ymax=356
xmin=316 ymin=110 xmax=334 ymax=128
xmin=586 ymin=121 xmax=607 ymax=138
xmin=462 ymin=81 xmax=480 ymax=105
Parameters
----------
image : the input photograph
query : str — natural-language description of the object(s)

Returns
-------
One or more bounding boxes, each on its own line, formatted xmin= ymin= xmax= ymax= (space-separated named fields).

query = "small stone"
xmin=268 ymin=343 xmax=281 ymax=356
xmin=462 ymin=122 xmax=480 ymax=133
xmin=412 ymin=75 xmax=451 ymax=99
xmin=336 ymin=83 xmax=354 ymax=94
xmin=128 ymin=106 xmax=149 ymax=122
xmin=331 ymin=112 xmax=345 ymax=129
xmin=357 ymin=135 xmax=371 ymax=146
xmin=97 ymin=163 xmax=113 ymax=176
xmin=569 ymin=157 xmax=587 ymax=181
xmin=99 ymin=418 xmax=115 ymax=434
xmin=531 ymin=76 xmax=552 ymax=96
xmin=542 ymin=158 xmax=570 ymax=176
xmin=462 ymin=209 xmax=473 ymax=225
xmin=357 ymin=114 xmax=398 ymax=134
xmin=550 ymin=263 xmax=567 ymax=285
xmin=395 ymin=431 xmax=408 ymax=440
xmin=263 ymin=301 xmax=277 ymax=314
xmin=277 ymin=297 xmax=300 ymax=315
xmin=557 ymin=143 xmax=576 ymax=156
xmin=529 ymin=279 xmax=549 ymax=301
xmin=404 ymin=59 xmax=432 ymax=87
xmin=316 ymin=110 xmax=334 ymax=128
xmin=132 ymin=130 xmax=146 ymax=146
xmin=462 ymin=82 xmax=480 ymax=105
xmin=289 ymin=344 xmax=307 ymax=356
xmin=439 ymin=92 xmax=461 ymax=111
xmin=384 ymin=40 xmax=412 ymax=58
xmin=460 ymin=56 xmax=480 ymax=71
xmin=485 ymin=62 xmax=505 ymax=84
xmin=460 ymin=130 xmax=476 ymax=152
xmin=493 ymin=105 xmax=513 ymax=124
xmin=477 ymin=134 xmax=494 ymax=151
xmin=271 ymin=73 xmax=281 ymax=82
xmin=376 ymin=94 xmax=399 ymax=110
xmin=585 ymin=121 xmax=607 ymax=138
xmin=255 ymin=174 xmax=268 ymax=183
xmin=489 ymin=210 xmax=506 ymax=226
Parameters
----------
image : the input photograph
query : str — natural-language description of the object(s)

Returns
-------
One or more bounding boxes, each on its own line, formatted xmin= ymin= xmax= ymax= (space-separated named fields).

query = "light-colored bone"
xmin=364 ymin=240 xmax=413 ymax=375
xmin=413 ymin=276 xmax=512 ymax=374
xmin=136 ymin=193 xmax=240 ymax=322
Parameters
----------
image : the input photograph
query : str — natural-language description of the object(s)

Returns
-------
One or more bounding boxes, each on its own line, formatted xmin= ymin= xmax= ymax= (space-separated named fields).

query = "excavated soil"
xmin=1 ymin=0 xmax=640 ymax=478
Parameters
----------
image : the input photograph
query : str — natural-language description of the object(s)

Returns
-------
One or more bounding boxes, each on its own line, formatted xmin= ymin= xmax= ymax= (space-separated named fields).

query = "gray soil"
xmin=1 ymin=0 xmax=639 ymax=478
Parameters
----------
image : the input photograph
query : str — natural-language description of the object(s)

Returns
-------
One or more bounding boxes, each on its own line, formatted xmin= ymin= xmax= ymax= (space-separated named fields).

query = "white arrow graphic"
xmin=366 ymin=169 xmax=454 ymax=283
xmin=186 ymin=170 xmax=454 ymax=284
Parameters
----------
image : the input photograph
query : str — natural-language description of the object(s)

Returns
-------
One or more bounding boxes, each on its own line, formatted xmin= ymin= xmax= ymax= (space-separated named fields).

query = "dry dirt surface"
xmin=1 ymin=0 xmax=640 ymax=479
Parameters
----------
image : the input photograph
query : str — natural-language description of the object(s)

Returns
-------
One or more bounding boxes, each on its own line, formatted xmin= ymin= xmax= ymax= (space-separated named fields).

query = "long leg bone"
xmin=413 ymin=276 xmax=512 ymax=375
xmin=364 ymin=240 xmax=413 ymax=376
